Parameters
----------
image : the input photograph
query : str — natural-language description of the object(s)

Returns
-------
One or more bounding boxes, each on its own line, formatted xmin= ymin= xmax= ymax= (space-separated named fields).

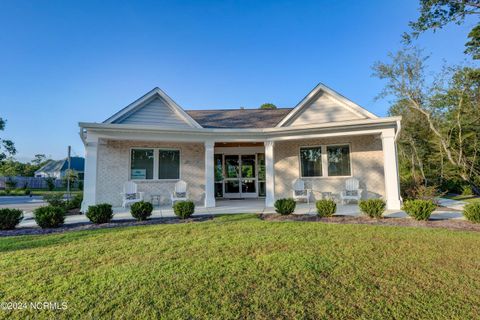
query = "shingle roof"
xmin=185 ymin=108 xmax=293 ymax=128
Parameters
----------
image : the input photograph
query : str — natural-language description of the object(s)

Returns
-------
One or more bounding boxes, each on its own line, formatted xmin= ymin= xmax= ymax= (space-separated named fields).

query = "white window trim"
xmin=299 ymin=143 xmax=353 ymax=179
xmin=129 ymin=147 xmax=181 ymax=181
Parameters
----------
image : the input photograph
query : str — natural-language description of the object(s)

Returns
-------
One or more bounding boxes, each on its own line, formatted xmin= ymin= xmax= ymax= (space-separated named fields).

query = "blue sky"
xmin=0 ymin=0 xmax=475 ymax=161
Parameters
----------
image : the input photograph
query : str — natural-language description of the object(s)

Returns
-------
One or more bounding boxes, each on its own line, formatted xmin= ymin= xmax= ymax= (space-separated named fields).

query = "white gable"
xmin=113 ymin=97 xmax=192 ymax=127
xmin=277 ymin=83 xmax=377 ymax=127
xmin=286 ymin=91 xmax=365 ymax=126
xmin=104 ymin=87 xmax=202 ymax=128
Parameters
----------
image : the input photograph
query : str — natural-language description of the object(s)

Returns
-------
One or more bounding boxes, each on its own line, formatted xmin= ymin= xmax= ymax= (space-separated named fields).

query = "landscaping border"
xmin=260 ymin=214 xmax=480 ymax=232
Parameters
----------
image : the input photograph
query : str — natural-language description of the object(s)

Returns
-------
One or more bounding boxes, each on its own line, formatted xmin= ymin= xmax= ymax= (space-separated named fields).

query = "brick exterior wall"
xmin=273 ymin=134 xmax=385 ymax=201
xmin=96 ymin=139 xmax=205 ymax=206
xmin=95 ymin=135 xmax=384 ymax=207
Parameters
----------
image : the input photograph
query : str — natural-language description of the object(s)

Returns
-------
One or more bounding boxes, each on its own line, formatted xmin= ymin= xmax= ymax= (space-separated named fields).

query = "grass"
xmin=445 ymin=194 xmax=480 ymax=204
xmin=0 ymin=214 xmax=479 ymax=319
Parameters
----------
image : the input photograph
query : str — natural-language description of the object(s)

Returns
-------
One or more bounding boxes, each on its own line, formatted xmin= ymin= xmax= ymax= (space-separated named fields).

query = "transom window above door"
xmin=130 ymin=148 xmax=180 ymax=180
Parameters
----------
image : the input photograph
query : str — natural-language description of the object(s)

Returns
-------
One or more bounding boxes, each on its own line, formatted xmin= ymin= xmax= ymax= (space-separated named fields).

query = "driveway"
xmin=0 ymin=196 xmax=45 ymax=212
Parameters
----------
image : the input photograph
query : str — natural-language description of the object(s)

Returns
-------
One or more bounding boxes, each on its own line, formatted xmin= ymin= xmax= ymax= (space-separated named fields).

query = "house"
xmin=79 ymin=83 xmax=402 ymax=212
xmin=34 ymin=157 xmax=85 ymax=180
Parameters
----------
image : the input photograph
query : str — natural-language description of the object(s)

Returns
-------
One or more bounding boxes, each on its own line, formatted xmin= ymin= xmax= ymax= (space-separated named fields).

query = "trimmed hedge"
xmin=34 ymin=206 xmax=65 ymax=228
xmin=316 ymin=199 xmax=336 ymax=217
xmin=131 ymin=201 xmax=153 ymax=221
xmin=274 ymin=198 xmax=296 ymax=215
xmin=173 ymin=201 xmax=195 ymax=219
xmin=463 ymin=203 xmax=480 ymax=223
xmin=0 ymin=208 xmax=24 ymax=230
xmin=43 ymin=193 xmax=65 ymax=207
xmin=86 ymin=204 xmax=113 ymax=224
xmin=65 ymin=193 xmax=83 ymax=211
xmin=359 ymin=199 xmax=386 ymax=218
xmin=402 ymin=199 xmax=436 ymax=221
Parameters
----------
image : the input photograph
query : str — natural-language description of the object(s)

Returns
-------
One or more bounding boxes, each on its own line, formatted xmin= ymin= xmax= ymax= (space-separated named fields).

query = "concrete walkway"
xmin=436 ymin=197 xmax=467 ymax=211
xmin=18 ymin=199 xmax=465 ymax=228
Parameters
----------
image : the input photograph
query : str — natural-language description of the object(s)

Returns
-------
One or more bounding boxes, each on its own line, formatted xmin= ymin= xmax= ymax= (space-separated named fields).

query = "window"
xmin=131 ymin=149 xmax=154 ymax=180
xmin=327 ymin=145 xmax=351 ymax=176
xmin=300 ymin=147 xmax=322 ymax=177
xmin=130 ymin=148 xmax=181 ymax=180
xmin=158 ymin=149 xmax=180 ymax=179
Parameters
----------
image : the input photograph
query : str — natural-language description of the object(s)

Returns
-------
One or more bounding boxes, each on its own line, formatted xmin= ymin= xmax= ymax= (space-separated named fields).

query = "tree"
xmin=259 ymin=103 xmax=277 ymax=109
xmin=0 ymin=117 xmax=15 ymax=161
xmin=404 ymin=0 xmax=480 ymax=59
xmin=62 ymin=169 xmax=79 ymax=188
xmin=32 ymin=154 xmax=47 ymax=166
xmin=373 ymin=48 xmax=480 ymax=194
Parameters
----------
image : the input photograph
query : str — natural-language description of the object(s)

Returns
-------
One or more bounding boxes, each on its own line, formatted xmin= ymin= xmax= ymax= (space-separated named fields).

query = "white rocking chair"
xmin=340 ymin=178 xmax=363 ymax=205
xmin=121 ymin=181 xmax=144 ymax=208
xmin=292 ymin=179 xmax=311 ymax=204
xmin=171 ymin=180 xmax=188 ymax=205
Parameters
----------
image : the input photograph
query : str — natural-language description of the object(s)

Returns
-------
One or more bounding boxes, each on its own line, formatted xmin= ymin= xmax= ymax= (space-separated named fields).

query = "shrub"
xmin=131 ymin=201 xmax=153 ymax=221
xmin=173 ymin=201 xmax=195 ymax=219
xmin=24 ymin=189 xmax=31 ymax=196
xmin=0 ymin=208 xmax=23 ymax=230
xmin=359 ymin=199 xmax=386 ymax=218
xmin=414 ymin=185 xmax=444 ymax=204
xmin=34 ymin=206 xmax=65 ymax=228
xmin=274 ymin=198 xmax=296 ymax=215
xmin=402 ymin=200 xmax=436 ymax=221
xmin=462 ymin=185 xmax=474 ymax=196
xmin=86 ymin=204 xmax=113 ymax=224
xmin=43 ymin=193 xmax=65 ymax=207
xmin=64 ymin=193 xmax=83 ymax=211
xmin=5 ymin=178 xmax=17 ymax=190
xmin=463 ymin=203 xmax=480 ymax=223
xmin=316 ymin=199 xmax=336 ymax=217
xmin=45 ymin=177 xmax=55 ymax=191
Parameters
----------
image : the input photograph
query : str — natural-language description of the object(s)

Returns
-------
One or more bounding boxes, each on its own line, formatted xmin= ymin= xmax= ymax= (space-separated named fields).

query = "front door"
xmin=223 ymin=154 xmax=257 ymax=198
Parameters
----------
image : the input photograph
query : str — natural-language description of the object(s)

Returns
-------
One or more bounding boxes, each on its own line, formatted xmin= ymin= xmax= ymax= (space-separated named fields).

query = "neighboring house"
xmin=79 ymin=84 xmax=402 ymax=211
xmin=34 ymin=157 xmax=85 ymax=180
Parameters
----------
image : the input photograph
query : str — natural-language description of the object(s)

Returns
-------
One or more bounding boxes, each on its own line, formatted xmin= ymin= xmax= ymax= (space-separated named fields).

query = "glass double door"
xmin=224 ymin=154 xmax=257 ymax=198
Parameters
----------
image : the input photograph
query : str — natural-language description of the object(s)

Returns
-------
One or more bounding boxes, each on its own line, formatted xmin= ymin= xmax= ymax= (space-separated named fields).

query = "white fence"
xmin=0 ymin=176 xmax=82 ymax=190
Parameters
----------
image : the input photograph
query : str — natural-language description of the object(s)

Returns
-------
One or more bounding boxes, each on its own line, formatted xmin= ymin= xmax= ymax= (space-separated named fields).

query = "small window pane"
xmin=214 ymin=154 xmax=223 ymax=181
xmin=300 ymin=147 xmax=322 ymax=177
xmin=159 ymin=150 xmax=180 ymax=179
xmin=131 ymin=149 xmax=154 ymax=180
xmin=241 ymin=155 xmax=256 ymax=178
xmin=225 ymin=155 xmax=239 ymax=178
xmin=327 ymin=145 xmax=351 ymax=176
xmin=258 ymin=153 xmax=265 ymax=181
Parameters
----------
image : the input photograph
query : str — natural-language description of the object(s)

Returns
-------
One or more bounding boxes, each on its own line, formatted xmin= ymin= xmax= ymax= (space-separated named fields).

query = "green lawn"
xmin=0 ymin=214 xmax=479 ymax=319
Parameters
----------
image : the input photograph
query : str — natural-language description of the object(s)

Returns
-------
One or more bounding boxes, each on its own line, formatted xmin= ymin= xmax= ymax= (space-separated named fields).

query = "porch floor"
xmin=18 ymin=199 xmax=465 ymax=228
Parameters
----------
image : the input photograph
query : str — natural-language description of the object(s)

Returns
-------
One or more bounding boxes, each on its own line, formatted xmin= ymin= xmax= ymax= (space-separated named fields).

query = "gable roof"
xmin=104 ymin=87 xmax=202 ymax=128
xmin=186 ymin=108 xmax=293 ymax=128
xmin=101 ymin=83 xmax=378 ymax=129
xmin=35 ymin=157 xmax=85 ymax=174
xmin=276 ymin=83 xmax=378 ymax=127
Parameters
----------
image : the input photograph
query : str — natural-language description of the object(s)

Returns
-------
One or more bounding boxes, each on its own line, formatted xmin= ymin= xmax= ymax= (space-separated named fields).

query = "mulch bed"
xmin=0 ymin=216 xmax=213 ymax=237
xmin=260 ymin=214 xmax=480 ymax=232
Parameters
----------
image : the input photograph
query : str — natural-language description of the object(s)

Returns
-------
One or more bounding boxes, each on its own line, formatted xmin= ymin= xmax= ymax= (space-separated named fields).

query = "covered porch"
xmin=80 ymin=118 xmax=402 ymax=211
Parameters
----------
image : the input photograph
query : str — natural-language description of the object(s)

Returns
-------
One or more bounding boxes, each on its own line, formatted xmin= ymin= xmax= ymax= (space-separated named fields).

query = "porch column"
xmin=381 ymin=129 xmax=402 ymax=210
xmin=204 ymin=140 xmax=216 ymax=208
xmin=265 ymin=140 xmax=275 ymax=207
xmin=81 ymin=136 xmax=99 ymax=213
